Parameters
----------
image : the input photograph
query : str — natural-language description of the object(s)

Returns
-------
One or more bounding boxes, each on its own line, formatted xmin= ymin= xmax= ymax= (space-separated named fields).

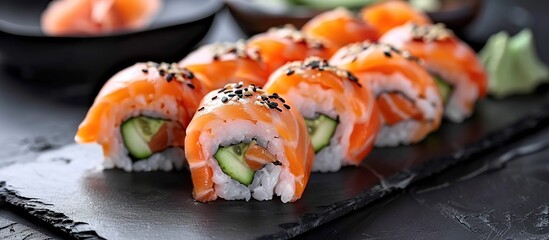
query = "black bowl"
xmin=0 ymin=0 xmax=223 ymax=87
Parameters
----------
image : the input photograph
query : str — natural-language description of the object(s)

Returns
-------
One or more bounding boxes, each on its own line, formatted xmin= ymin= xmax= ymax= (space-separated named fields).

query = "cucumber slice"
xmin=214 ymin=142 xmax=255 ymax=186
xmin=120 ymin=116 xmax=167 ymax=160
xmin=305 ymin=114 xmax=338 ymax=153
xmin=433 ymin=75 xmax=453 ymax=104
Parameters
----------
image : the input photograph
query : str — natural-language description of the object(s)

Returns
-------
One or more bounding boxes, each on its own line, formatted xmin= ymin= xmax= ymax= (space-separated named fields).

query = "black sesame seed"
xmin=268 ymin=102 xmax=279 ymax=108
xmin=309 ymin=61 xmax=320 ymax=69
xmin=390 ymin=46 xmax=401 ymax=53
xmin=218 ymin=88 xmax=226 ymax=93
xmin=213 ymin=55 xmax=220 ymax=60
xmin=235 ymin=83 xmax=243 ymax=88
xmin=348 ymin=73 xmax=358 ymax=82
xmin=238 ymin=94 xmax=243 ymax=98
xmin=261 ymin=96 xmax=268 ymax=101
xmin=286 ymin=69 xmax=295 ymax=76
xmin=141 ymin=69 xmax=148 ymax=73
xmin=279 ymin=98 xmax=286 ymax=103
xmin=186 ymin=71 xmax=194 ymax=79
xmin=166 ymin=74 xmax=174 ymax=82
xmin=283 ymin=104 xmax=291 ymax=109
xmin=187 ymin=83 xmax=195 ymax=89
xmin=273 ymin=161 xmax=282 ymax=166
xmin=273 ymin=93 xmax=279 ymax=97
xmin=235 ymin=89 xmax=243 ymax=94
xmin=159 ymin=69 xmax=166 ymax=76
xmin=211 ymin=96 xmax=218 ymax=100
xmin=224 ymin=90 xmax=233 ymax=93
xmin=221 ymin=96 xmax=228 ymax=103
xmin=198 ymin=107 xmax=205 ymax=111
xmin=228 ymin=93 xmax=236 ymax=97
xmin=383 ymin=50 xmax=392 ymax=58
xmin=275 ymin=107 xmax=283 ymax=112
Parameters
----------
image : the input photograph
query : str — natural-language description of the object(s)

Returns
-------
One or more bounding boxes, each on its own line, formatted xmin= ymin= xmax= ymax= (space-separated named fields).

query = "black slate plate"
xmin=0 ymin=0 xmax=223 ymax=87
xmin=304 ymin=126 xmax=549 ymax=239
xmin=0 ymin=92 xmax=548 ymax=239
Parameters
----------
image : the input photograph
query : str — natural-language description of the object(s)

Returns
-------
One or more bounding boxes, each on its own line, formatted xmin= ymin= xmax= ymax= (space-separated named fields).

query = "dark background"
xmin=1 ymin=0 xmax=548 ymax=239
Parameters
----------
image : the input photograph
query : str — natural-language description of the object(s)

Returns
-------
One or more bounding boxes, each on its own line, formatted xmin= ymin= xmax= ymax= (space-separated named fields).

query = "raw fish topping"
xmin=210 ymin=41 xmax=262 ymax=61
xmin=410 ymin=23 xmax=453 ymax=42
xmin=341 ymin=42 xmax=421 ymax=63
xmin=143 ymin=62 xmax=196 ymax=89
xmin=268 ymin=25 xmax=326 ymax=50
xmin=205 ymin=82 xmax=291 ymax=112
xmin=284 ymin=57 xmax=362 ymax=87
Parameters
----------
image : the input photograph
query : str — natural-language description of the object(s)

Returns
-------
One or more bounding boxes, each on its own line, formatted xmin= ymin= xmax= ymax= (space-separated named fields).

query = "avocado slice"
xmin=305 ymin=114 xmax=338 ymax=153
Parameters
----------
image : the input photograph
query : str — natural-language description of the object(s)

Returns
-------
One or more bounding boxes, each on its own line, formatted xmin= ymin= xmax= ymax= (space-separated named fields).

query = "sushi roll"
xmin=330 ymin=42 xmax=443 ymax=147
xmin=302 ymin=8 xmax=379 ymax=49
xmin=264 ymin=57 xmax=381 ymax=172
xmin=75 ymin=62 xmax=206 ymax=171
xmin=248 ymin=25 xmax=336 ymax=74
xmin=360 ymin=0 xmax=431 ymax=36
xmin=185 ymin=82 xmax=314 ymax=202
xmin=380 ymin=23 xmax=488 ymax=122
xmin=179 ymin=41 xmax=269 ymax=93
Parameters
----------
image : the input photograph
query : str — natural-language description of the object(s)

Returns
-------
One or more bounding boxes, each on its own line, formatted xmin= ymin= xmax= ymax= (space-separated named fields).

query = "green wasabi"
xmin=480 ymin=29 xmax=549 ymax=98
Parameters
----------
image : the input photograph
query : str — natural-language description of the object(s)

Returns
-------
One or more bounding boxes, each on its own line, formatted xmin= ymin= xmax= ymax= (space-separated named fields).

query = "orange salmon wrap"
xmin=302 ymin=8 xmax=379 ymax=49
xmin=360 ymin=0 xmax=431 ymax=36
xmin=381 ymin=23 xmax=488 ymax=122
xmin=75 ymin=62 xmax=206 ymax=171
xmin=248 ymin=25 xmax=337 ymax=74
xmin=264 ymin=57 xmax=380 ymax=172
xmin=185 ymin=82 xmax=314 ymax=202
xmin=330 ymin=42 xmax=443 ymax=147
xmin=179 ymin=41 xmax=269 ymax=93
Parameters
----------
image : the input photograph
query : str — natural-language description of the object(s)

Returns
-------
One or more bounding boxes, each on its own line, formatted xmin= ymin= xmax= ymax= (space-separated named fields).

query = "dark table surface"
xmin=1 ymin=0 xmax=548 ymax=239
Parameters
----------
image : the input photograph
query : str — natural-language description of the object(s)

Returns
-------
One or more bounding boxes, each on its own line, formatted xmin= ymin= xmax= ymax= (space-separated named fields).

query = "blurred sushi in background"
xmin=302 ymin=8 xmax=379 ymax=49
xmin=331 ymin=42 xmax=443 ymax=147
xmin=42 ymin=0 xmax=162 ymax=36
xmin=179 ymin=41 xmax=270 ymax=93
xmin=381 ymin=23 xmax=487 ymax=122
xmin=248 ymin=25 xmax=337 ymax=74
xmin=360 ymin=0 xmax=432 ymax=35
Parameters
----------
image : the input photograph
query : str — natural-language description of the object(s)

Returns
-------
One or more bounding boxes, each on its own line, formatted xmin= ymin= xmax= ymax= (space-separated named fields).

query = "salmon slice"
xmin=361 ymin=0 xmax=431 ymax=36
xmin=264 ymin=57 xmax=381 ymax=170
xmin=377 ymin=93 xmax=423 ymax=126
xmin=185 ymin=83 xmax=314 ymax=202
xmin=41 ymin=0 xmax=162 ymax=36
xmin=303 ymin=8 xmax=379 ymax=49
xmin=248 ymin=25 xmax=336 ymax=74
xmin=380 ymin=23 xmax=488 ymax=122
xmin=244 ymin=141 xmax=277 ymax=171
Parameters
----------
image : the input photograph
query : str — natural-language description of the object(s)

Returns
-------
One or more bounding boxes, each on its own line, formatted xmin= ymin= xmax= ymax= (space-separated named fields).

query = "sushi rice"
xmin=195 ymin=119 xmax=295 ymax=202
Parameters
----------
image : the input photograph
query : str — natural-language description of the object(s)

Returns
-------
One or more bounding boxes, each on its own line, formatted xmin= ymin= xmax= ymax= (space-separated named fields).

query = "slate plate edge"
xmin=0 ymin=181 xmax=104 ymax=239
xmin=0 ymin=104 xmax=547 ymax=240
